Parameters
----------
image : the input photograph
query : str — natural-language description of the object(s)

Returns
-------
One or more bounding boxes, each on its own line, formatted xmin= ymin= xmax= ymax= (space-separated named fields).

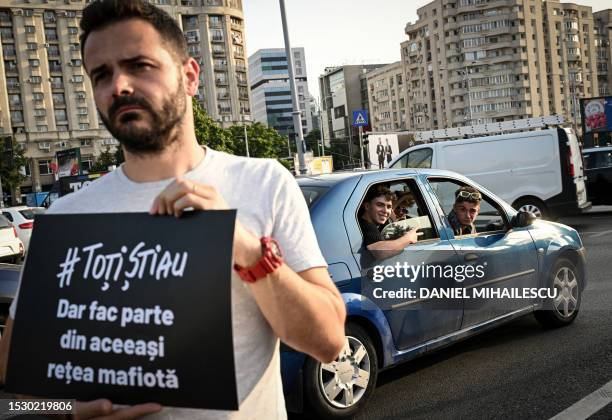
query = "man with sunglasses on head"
xmin=448 ymin=186 xmax=482 ymax=236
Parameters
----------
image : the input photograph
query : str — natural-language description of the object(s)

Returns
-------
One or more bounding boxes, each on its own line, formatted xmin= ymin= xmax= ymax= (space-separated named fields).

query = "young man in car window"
xmin=359 ymin=185 xmax=419 ymax=260
xmin=447 ymin=186 xmax=481 ymax=236
xmin=0 ymin=1 xmax=346 ymax=419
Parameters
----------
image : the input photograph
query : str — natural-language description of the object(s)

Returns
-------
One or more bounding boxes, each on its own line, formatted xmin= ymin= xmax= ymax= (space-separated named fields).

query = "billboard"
xmin=53 ymin=148 xmax=82 ymax=179
xmin=580 ymin=97 xmax=612 ymax=134
xmin=367 ymin=133 xmax=416 ymax=169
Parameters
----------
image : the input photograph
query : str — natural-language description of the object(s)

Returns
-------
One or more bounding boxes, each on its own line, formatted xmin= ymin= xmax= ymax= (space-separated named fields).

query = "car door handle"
xmin=464 ymin=253 xmax=479 ymax=262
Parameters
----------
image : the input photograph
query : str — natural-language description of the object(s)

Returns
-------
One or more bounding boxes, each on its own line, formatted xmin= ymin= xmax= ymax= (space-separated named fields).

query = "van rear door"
xmin=562 ymin=128 xmax=589 ymax=209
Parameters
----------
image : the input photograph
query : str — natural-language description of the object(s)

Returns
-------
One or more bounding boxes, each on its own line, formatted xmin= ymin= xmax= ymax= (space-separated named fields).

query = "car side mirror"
xmin=511 ymin=211 xmax=536 ymax=228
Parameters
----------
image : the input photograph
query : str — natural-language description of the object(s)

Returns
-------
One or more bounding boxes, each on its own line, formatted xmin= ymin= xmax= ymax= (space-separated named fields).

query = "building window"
xmin=10 ymin=110 xmax=23 ymax=123
xmin=54 ymin=109 xmax=67 ymax=122
xmin=80 ymin=139 xmax=92 ymax=147
xmin=39 ymin=160 xmax=53 ymax=175
xmin=8 ymin=94 xmax=20 ymax=106
xmin=77 ymin=107 xmax=88 ymax=115
xmin=81 ymin=158 xmax=93 ymax=173
xmin=52 ymin=93 xmax=65 ymax=105
xmin=37 ymin=125 xmax=48 ymax=132
xmin=78 ymin=123 xmax=90 ymax=130
xmin=51 ymin=76 xmax=63 ymax=89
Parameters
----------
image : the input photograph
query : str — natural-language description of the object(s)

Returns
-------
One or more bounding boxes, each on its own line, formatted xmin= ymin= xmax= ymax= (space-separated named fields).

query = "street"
xmin=349 ymin=207 xmax=612 ymax=420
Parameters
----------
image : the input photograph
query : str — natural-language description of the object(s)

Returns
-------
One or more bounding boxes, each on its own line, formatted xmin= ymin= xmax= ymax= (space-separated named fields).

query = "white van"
xmin=389 ymin=127 xmax=590 ymax=219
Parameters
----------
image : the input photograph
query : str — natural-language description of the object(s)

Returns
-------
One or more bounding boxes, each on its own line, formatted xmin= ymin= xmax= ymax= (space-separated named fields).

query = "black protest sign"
xmin=6 ymin=211 xmax=238 ymax=410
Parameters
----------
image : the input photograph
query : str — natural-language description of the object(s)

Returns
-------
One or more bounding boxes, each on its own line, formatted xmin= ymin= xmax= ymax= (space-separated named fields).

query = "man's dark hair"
xmin=364 ymin=185 xmax=395 ymax=204
xmin=80 ymin=0 xmax=188 ymax=65
xmin=454 ymin=185 xmax=482 ymax=204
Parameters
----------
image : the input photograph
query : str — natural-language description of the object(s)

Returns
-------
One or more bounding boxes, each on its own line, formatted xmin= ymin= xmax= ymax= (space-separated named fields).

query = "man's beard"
xmin=100 ymin=83 xmax=186 ymax=155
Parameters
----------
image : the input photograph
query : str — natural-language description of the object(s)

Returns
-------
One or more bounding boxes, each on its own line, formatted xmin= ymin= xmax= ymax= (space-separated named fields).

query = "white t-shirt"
xmin=10 ymin=148 xmax=327 ymax=419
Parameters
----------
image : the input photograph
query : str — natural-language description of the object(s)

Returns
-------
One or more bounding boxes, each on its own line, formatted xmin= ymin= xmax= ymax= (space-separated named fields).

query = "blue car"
xmin=283 ymin=169 xmax=586 ymax=419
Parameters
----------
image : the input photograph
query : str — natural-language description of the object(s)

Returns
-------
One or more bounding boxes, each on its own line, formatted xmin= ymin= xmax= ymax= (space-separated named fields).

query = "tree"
xmin=226 ymin=122 xmax=287 ymax=158
xmin=304 ymin=128 xmax=322 ymax=157
xmin=0 ymin=137 xmax=27 ymax=205
xmin=192 ymin=98 xmax=233 ymax=153
xmin=114 ymin=145 xmax=125 ymax=166
xmin=91 ymin=146 xmax=117 ymax=172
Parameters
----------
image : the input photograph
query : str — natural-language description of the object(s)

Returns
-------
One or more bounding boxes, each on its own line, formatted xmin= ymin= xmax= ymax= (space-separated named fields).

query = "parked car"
xmin=1 ymin=206 xmax=45 ymax=250
xmin=285 ymin=168 xmax=586 ymax=419
xmin=583 ymin=146 xmax=612 ymax=205
xmin=388 ymin=128 xmax=589 ymax=219
xmin=0 ymin=215 xmax=24 ymax=265
xmin=0 ymin=263 xmax=20 ymax=334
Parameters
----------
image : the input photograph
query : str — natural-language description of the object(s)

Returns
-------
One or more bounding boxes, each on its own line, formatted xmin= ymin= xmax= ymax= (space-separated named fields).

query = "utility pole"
xmin=242 ymin=115 xmax=250 ymax=157
xmin=279 ymin=0 xmax=306 ymax=175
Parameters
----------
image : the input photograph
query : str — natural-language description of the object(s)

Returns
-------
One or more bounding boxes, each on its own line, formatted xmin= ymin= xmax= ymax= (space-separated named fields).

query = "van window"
xmin=391 ymin=148 xmax=432 ymax=169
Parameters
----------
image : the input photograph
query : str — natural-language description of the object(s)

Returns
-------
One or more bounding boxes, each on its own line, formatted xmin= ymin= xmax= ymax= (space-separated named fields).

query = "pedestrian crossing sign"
xmin=352 ymin=110 xmax=369 ymax=127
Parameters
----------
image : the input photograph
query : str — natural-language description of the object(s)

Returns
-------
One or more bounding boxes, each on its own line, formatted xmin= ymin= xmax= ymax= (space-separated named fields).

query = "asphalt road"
xmin=346 ymin=206 xmax=612 ymax=420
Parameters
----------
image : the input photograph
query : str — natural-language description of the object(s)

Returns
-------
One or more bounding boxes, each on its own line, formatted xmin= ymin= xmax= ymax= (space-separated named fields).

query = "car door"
xmin=346 ymin=175 xmax=463 ymax=352
xmin=427 ymin=177 xmax=539 ymax=328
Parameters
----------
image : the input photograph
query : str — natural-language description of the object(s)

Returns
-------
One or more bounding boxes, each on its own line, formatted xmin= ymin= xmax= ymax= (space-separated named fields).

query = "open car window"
xmin=427 ymin=177 xmax=508 ymax=235
xmin=358 ymin=179 xmax=439 ymax=243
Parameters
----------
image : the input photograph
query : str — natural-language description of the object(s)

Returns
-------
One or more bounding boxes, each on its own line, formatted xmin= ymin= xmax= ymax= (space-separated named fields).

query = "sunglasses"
xmin=457 ymin=191 xmax=482 ymax=200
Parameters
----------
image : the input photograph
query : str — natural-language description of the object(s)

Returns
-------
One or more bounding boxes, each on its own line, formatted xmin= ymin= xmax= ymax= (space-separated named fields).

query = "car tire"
xmin=534 ymin=257 xmax=582 ymax=328
xmin=303 ymin=323 xmax=378 ymax=419
xmin=513 ymin=197 xmax=549 ymax=219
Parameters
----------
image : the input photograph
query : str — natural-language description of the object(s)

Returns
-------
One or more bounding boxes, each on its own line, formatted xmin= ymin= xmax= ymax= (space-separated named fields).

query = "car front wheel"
xmin=304 ymin=323 xmax=378 ymax=419
xmin=535 ymin=257 xmax=582 ymax=328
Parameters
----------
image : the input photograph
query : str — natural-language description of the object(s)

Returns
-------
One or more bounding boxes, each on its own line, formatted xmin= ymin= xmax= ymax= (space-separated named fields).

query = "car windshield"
xmin=19 ymin=208 xmax=45 ymax=220
xmin=300 ymin=186 xmax=329 ymax=208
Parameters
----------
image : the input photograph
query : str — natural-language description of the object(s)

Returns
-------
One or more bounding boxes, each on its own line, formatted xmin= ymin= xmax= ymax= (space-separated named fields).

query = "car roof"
xmin=296 ymin=168 xmax=468 ymax=187
xmin=583 ymin=146 xmax=612 ymax=153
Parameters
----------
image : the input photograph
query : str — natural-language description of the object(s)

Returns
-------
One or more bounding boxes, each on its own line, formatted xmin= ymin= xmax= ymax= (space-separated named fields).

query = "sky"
xmin=243 ymin=0 xmax=610 ymax=100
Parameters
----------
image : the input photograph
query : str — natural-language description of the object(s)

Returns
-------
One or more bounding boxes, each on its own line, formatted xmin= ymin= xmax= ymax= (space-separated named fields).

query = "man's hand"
xmin=149 ymin=178 xmax=261 ymax=267
xmin=73 ymin=399 xmax=162 ymax=420
xmin=401 ymin=227 xmax=421 ymax=244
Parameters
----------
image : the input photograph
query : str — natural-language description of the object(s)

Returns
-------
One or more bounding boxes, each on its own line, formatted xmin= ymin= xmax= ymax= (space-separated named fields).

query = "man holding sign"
xmin=0 ymin=0 xmax=346 ymax=418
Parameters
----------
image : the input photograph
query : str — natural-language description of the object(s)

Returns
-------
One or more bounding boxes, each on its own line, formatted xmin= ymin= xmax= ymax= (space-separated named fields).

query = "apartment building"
xmin=400 ymin=0 xmax=598 ymax=132
xmin=0 ymin=0 xmax=250 ymax=196
xmin=366 ymin=62 xmax=407 ymax=132
xmin=318 ymin=64 xmax=386 ymax=158
xmin=594 ymin=9 xmax=612 ymax=96
xmin=248 ymin=48 xmax=312 ymax=138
